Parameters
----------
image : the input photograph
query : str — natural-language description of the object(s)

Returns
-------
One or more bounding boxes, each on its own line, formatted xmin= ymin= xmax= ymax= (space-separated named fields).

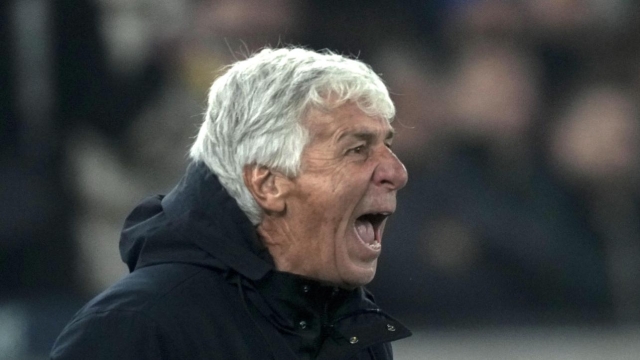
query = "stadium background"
xmin=2 ymin=0 xmax=640 ymax=358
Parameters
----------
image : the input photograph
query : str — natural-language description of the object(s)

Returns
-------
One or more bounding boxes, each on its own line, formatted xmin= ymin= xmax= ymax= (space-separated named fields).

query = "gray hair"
xmin=190 ymin=47 xmax=395 ymax=224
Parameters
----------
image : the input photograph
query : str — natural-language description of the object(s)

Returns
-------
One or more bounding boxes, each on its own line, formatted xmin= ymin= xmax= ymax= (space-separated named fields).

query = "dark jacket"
xmin=50 ymin=162 xmax=411 ymax=360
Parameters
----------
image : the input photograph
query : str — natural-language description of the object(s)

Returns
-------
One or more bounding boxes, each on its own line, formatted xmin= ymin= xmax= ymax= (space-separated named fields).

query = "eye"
xmin=348 ymin=145 xmax=366 ymax=155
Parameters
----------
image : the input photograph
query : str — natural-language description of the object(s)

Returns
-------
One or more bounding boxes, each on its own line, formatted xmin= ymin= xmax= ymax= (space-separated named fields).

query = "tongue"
xmin=355 ymin=218 xmax=375 ymax=244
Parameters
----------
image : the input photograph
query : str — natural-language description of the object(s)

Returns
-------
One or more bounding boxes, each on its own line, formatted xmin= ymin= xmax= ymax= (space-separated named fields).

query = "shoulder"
xmin=79 ymin=263 xmax=223 ymax=316
xmin=50 ymin=307 xmax=169 ymax=359
xmin=51 ymin=264 xmax=236 ymax=359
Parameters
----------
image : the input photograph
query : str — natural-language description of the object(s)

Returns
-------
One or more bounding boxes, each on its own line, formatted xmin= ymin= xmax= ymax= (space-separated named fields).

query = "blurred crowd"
xmin=2 ymin=0 xmax=640 ymax=358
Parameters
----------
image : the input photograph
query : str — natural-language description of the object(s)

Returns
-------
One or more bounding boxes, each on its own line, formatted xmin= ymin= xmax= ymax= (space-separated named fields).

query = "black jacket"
xmin=50 ymin=162 xmax=411 ymax=359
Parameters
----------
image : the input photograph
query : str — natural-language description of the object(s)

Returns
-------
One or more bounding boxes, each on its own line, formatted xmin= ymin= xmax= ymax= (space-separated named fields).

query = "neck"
xmin=257 ymin=220 xmax=306 ymax=275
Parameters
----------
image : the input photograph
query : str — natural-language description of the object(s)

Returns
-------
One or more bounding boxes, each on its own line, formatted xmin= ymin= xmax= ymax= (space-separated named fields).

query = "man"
xmin=51 ymin=47 xmax=410 ymax=360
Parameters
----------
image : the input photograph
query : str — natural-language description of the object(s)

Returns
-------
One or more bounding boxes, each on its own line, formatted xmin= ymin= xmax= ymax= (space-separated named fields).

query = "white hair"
xmin=190 ymin=47 xmax=395 ymax=224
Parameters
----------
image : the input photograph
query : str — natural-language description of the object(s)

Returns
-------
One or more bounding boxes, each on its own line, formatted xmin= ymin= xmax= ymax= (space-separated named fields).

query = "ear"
xmin=243 ymin=165 xmax=291 ymax=214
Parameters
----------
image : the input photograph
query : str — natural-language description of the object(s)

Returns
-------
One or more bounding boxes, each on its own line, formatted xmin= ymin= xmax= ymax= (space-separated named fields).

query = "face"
xmin=259 ymin=103 xmax=408 ymax=288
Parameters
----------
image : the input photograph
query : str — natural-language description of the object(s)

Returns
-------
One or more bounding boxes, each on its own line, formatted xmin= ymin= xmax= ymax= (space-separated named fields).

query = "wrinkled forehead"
xmin=304 ymin=103 xmax=393 ymax=140
xmin=305 ymin=90 xmax=394 ymax=122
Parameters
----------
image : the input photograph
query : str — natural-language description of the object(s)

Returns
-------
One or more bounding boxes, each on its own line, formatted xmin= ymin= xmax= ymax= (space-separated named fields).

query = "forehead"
xmin=304 ymin=103 xmax=393 ymax=140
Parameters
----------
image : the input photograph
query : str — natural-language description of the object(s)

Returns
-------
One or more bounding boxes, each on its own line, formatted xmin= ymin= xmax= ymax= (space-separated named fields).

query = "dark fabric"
xmin=50 ymin=162 xmax=410 ymax=359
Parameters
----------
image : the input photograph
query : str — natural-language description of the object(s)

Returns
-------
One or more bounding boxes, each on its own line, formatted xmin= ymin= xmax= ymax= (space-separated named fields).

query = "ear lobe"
xmin=243 ymin=165 xmax=290 ymax=214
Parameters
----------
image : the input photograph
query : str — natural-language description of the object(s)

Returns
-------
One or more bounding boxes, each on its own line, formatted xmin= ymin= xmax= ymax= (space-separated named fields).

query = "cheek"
xmin=295 ymin=162 xmax=370 ymax=235
xmin=293 ymin=190 xmax=337 ymax=232
xmin=321 ymin=163 xmax=351 ymax=195
xmin=328 ymin=161 xmax=369 ymax=197
xmin=296 ymin=189 xmax=352 ymax=254
xmin=306 ymin=194 xmax=344 ymax=232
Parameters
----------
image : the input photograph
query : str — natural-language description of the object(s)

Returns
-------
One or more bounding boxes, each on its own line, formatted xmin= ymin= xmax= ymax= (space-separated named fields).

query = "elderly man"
xmin=51 ymin=47 xmax=410 ymax=360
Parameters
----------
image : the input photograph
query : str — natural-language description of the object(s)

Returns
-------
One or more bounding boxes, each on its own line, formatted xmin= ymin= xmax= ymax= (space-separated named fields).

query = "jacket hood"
xmin=119 ymin=162 xmax=274 ymax=280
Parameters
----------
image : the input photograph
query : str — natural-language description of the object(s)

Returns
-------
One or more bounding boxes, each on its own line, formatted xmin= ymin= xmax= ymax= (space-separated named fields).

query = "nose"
xmin=372 ymin=147 xmax=408 ymax=191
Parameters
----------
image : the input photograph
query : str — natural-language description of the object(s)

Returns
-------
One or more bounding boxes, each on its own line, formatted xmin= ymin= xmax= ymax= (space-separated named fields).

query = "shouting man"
xmin=51 ymin=47 xmax=410 ymax=360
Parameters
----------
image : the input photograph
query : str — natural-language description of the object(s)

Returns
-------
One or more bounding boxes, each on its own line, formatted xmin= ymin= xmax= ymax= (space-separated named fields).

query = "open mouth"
xmin=354 ymin=212 xmax=390 ymax=251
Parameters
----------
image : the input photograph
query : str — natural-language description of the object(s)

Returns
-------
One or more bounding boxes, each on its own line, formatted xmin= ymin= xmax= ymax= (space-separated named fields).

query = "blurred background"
xmin=2 ymin=0 xmax=640 ymax=358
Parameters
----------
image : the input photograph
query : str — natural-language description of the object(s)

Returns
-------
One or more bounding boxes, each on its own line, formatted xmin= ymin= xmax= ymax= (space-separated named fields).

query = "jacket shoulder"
xmin=50 ymin=307 xmax=170 ymax=360
xmin=51 ymin=263 xmax=233 ymax=359
xmin=79 ymin=263 xmax=217 ymax=315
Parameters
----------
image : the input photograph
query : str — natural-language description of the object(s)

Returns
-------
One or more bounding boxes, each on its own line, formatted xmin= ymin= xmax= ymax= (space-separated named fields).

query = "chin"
xmin=339 ymin=263 xmax=377 ymax=289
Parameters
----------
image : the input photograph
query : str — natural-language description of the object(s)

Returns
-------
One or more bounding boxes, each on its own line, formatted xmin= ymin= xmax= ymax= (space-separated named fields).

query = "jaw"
xmin=336 ymin=255 xmax=378 ymax=289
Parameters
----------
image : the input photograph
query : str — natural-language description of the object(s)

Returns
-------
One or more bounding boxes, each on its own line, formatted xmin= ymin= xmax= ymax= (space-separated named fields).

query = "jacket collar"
xmin=253 ymin=271 xmax=353 ymax=329
xmin=247 ymin=270 xmax=411 ymax=358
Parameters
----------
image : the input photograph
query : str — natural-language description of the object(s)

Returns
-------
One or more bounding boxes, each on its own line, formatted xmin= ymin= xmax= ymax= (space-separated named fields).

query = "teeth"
xmin=367 ymin=241 xmax=381 ymax=250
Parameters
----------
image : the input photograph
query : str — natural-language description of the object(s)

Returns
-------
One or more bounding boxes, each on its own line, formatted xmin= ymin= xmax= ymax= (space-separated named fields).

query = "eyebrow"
xmin=337 ymin=128 xmax=396 ymax=143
